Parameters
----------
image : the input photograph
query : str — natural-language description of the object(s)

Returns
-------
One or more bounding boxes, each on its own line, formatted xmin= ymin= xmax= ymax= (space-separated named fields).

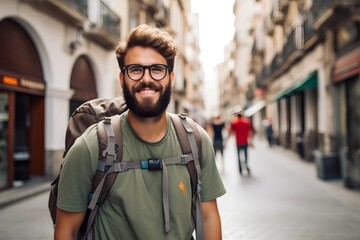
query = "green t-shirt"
xmin=57 ymin=112 xmax=226 ymax=239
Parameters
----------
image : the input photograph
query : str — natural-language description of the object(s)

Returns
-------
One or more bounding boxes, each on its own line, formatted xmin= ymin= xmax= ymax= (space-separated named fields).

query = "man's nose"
xmin=140 ymin=68 xmax=153 ymax=82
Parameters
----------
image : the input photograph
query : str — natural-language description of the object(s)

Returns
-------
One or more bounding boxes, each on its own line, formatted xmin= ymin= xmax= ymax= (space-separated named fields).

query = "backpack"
xmin=48 ymin=97 xmax=204 ymax=240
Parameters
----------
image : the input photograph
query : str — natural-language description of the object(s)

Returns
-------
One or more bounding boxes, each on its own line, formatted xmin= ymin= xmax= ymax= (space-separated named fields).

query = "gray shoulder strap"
xmin=83 ymin=115 xmax=122 ymax=240
xmin=169 ymin=113 xmax=204 ymax=240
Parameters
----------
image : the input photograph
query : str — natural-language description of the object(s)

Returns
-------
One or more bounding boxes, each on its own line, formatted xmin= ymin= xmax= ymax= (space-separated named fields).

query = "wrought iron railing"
xmin=311 ymin=0 xmax=335 ymax=19
xmin=255 ymin=66 xmax=270 ymax=88
xmin=100 ymin=1 xmax=121 ymax=37
xmin=64 ymin=0 xmax=88 ymax=17
xmin=303 ymin=12 xmax=315 ymax=43
xmin=270 ymin=53 xmax=283 ymax=74
xmin=282 ymin=26 xmax=303 ymax=61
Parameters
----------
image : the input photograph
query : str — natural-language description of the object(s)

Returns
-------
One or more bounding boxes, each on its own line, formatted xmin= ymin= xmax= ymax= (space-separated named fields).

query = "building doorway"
xmin=0 ymin=18 xmax=45 ymax=189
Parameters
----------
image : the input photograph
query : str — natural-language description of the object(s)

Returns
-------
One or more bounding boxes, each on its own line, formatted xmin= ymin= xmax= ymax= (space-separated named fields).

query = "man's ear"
xmin=119 ymin=72 xmax=124 ymax=87
xmin=170 ymin=71 xmax=175 ymax=88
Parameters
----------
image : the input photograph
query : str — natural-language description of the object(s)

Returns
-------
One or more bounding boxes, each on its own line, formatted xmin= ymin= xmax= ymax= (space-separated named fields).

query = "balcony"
xmin=270 ymin=53 xmax=283 ymax=77
xmin=249 ymin=40 xmax=264 ymax=74
xmin=255 ymin=65 xmax=271 ymax=88
xmin=84 ymin=1 xmax=121 ymax=50
xmin=312 ymin=0 xmax=360 ymax=29
xmin=23 ymin=0 xmax=88 ymax=27
xmin=282 ymin=26 xmax=304 ymax=64
xmin=303 ymin=12 xmax=319 ymax=49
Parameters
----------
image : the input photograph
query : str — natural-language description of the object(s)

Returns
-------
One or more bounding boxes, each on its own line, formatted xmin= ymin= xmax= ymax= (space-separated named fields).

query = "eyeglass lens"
xmin=126 ymin=64 xmax=168 ymax=81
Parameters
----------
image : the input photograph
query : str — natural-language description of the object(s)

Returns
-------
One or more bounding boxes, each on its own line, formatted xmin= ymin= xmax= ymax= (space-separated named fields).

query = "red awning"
xmin=333 ymin=47 xmax=360 ymax=83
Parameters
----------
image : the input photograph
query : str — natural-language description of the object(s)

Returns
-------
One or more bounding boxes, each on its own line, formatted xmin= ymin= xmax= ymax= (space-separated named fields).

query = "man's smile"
xmin=137 ymin=87 xmax=158 ymax=94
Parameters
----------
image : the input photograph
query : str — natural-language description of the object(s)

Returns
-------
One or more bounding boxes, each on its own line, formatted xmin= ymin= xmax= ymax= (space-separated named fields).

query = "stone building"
xmin=0 ymin=0 xmax=203 ymax=190
xmin=222 ymin=0 xmax=360 ymax=188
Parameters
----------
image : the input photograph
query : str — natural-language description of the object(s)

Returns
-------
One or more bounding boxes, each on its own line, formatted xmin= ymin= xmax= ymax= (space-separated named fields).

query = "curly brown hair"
xmin=116 ymin=24 xmax=178 ymax=72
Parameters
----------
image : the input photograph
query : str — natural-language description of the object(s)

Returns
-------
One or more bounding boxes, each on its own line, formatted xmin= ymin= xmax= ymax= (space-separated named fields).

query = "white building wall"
xmin=1 ymin=0 xmax=125 ymax=176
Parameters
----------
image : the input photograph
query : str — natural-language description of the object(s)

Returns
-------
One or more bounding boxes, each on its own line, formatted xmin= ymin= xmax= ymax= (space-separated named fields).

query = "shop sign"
xmin=0 ymin=73 xmax=45 ymax=94
xmin=333 ymin=47 xmax=360 ymax=83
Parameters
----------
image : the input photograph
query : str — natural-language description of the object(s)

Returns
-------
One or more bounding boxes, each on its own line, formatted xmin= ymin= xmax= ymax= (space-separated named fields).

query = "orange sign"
xmin=3 ymin=76 xmax=18 ymax=86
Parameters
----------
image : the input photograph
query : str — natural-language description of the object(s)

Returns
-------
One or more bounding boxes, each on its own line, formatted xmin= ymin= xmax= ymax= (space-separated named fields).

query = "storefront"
xmin=0 ymin=18 xmax=45 ymax=189
xmin=272 ymin=71 xmax=318 ymax=159
xmin=333 ymin=45 xmax=360 ymax=188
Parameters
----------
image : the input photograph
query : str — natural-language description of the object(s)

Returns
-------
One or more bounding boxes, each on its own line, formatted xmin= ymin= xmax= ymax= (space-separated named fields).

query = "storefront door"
xmin=0 ymin=91 xmax=10 ymax=189
xmin=346 ymin=77 xmax=360 ymax=187
xmin=13 ymin=93 xmax=31 ymax=182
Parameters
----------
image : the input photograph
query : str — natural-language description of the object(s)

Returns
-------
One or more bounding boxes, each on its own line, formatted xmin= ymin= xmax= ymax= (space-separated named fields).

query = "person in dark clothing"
xmin=262 ymin=118 xmax=273 ymax=147
xmin=211 ymin=116 xmax=226 ymax=156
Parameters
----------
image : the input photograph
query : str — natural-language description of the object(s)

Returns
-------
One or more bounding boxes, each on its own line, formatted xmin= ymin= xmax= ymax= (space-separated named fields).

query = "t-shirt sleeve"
xmin=197 ymin=126 xmax=226 ymax=202
xmin=57 ymin=125 xmax=99 ymax=212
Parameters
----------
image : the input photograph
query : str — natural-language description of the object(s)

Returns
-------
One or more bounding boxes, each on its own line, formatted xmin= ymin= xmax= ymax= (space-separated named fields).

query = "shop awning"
xmin=333 ymin=46 xmax=360 ymax=82
xmin=273 ymin=71 xmax=318 ymax=101
xmin=244 ymin=100 xmax=266 ymax=117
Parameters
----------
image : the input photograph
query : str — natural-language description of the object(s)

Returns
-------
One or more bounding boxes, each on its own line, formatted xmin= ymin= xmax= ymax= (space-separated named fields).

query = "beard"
xmin=122 ymin=80 xmax=172 ymax=118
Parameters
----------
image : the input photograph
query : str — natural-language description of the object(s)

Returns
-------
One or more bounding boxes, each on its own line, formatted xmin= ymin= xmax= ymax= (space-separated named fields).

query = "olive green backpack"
xmin=48 ymin=97 xmax=204 ymax=240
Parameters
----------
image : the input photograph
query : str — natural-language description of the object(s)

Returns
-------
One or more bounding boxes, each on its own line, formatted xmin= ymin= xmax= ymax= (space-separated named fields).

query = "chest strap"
xmin=88 ymin=154 xmax=195 ymax=233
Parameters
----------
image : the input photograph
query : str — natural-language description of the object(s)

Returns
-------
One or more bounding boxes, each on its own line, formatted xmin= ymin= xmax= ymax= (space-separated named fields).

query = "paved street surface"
xmin=218 ymin=136 xmax=360 ymax=240
xmin=0 ymin=137 xmax=360 ymax=239
xmin=0 ymin=191 xmax=53 ymax=239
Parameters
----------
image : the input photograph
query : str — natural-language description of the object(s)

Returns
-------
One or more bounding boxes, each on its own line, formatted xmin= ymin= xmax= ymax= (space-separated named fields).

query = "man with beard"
xmin=55 ymin=24 xmax=226 ymax=240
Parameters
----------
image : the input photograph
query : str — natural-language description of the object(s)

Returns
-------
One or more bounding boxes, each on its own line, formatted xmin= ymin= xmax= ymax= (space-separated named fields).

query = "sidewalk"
xmin=0 ymin=177 xmax=51 ymax=209
xmin=218 ymin=136 xmax=360 ymax=240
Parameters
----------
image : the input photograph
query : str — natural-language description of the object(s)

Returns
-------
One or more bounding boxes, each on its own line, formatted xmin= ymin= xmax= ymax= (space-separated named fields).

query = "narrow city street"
xmin=218 ymin=136 xmax=360 ymax=240
xmin=0 ymin=136 xmax=360 ymax=240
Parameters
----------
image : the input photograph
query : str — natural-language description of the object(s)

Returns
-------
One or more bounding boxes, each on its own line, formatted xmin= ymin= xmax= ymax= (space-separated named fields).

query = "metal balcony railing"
xmin=312 ymin=0 xmax=337 ymax=18
xmin=303 ymin=13 xmax=315 ymax=43
xmin=100 ymin=1 xmax=121 ymax=37
xmin=64 ymin=0 xmax=88 ymax=17
xmin=282 ymin=26 xmax=304 ymax=61
xmin=270 ymin=53 xmax=283 ymax=74
xmin=256 ymin=65 xmax=271 ymax=88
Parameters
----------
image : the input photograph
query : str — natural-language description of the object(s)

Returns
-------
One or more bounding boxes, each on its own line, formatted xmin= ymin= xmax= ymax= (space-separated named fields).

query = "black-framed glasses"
xmin=122 ymin=64 xmax=171 ymax=81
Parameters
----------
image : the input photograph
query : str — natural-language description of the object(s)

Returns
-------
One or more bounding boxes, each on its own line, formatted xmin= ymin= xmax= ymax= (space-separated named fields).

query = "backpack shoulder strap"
xmin=169 ymin=113 xmax=204 ymax=240
xmin=82 ymin=115 xmax=122 ymax=240
xmin=92 ymin=114 xmax=122 ymax=197
xmin=169 ymin=113 xmax=202 ymax=177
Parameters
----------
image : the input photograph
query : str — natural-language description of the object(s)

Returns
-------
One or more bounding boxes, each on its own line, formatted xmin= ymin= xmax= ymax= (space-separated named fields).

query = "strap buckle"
xmin=141 ymin=158 xmax=162 ymax=170
xmin=181 ymin=155 xmax=187 ymax=164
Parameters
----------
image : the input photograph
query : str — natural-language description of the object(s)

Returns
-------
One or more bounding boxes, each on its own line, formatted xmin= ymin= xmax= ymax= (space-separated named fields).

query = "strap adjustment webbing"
xmin=88 ymin=154 xmax=195 ymax=233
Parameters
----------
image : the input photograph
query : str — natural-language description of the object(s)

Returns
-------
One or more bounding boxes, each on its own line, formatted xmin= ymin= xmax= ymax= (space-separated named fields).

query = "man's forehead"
xmin=124 ymin=46 xmax=166 ymax=64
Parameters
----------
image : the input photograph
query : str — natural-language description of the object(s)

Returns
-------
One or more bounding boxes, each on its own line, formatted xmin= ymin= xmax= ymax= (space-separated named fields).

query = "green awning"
xmin=273 ymin=71 xmax=318 ymax=101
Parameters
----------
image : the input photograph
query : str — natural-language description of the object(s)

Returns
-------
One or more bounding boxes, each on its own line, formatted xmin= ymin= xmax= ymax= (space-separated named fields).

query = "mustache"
xmin=134 ymin=82 xmax=161 ymax=92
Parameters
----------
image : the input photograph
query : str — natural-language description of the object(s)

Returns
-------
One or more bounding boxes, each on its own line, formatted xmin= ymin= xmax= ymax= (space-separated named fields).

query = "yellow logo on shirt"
xmin=178 ymin=181 xmax=186 ymax=195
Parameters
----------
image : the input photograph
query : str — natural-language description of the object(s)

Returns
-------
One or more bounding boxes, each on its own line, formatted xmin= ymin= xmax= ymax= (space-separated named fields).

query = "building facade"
xmin=223 ymin=0 xmax=360 ymax=189
xmin=0 ymin=0 xmax=204 ymax=190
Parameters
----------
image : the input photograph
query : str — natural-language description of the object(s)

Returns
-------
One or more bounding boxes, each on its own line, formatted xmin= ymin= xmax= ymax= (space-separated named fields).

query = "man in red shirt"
xmin=229 ymin=111 xmax=254 ymax=175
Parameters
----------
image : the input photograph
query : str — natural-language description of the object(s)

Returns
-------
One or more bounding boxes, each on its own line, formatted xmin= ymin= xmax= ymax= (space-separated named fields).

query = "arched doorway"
xmin=69 ymin=56 xmax=97 ymax=115
xmin=0 ymin=18 xmax=45 ymax=189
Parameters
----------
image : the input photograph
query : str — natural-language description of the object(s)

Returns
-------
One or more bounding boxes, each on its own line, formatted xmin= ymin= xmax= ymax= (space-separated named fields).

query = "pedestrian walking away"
xmin=54 ymin=24 xmax=226 ymax=240
xmin=208 ymin=115 xmax=227 ymax=171
xmin=228 ymin=111 xmax=254 ymax=176
xmin=262 ymin=117 xmax=273 ymax=147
